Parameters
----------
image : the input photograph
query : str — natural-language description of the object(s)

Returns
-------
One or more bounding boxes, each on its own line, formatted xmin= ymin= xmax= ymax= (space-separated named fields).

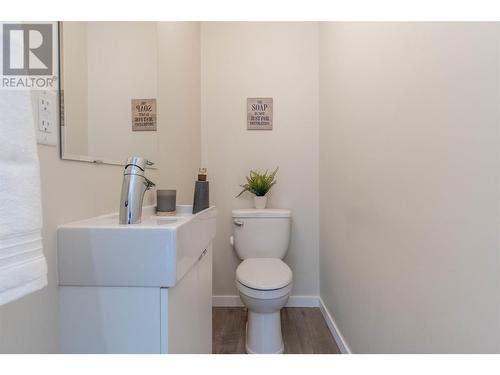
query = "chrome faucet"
xmin=119 ymin=156 xmax=155 ymax=224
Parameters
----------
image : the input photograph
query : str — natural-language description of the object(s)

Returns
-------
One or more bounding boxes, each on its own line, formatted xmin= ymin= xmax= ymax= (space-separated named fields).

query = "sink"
xmin=57 ymin=205 xmax=216 ymax=287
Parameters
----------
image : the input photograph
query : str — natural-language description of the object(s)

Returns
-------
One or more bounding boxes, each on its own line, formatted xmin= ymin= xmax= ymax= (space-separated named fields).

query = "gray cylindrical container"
xmin=193 ymin=181 xmax=209 ymax=214
xmin=157 ymin=189 xmax=176 ymax=215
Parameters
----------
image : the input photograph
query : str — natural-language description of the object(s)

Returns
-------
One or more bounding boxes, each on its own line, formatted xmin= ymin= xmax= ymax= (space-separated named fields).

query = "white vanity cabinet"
xmin=58 ymin=206 xmax=216 ymax=354
xmin=163 ymin=246 xmax=212 ymax=353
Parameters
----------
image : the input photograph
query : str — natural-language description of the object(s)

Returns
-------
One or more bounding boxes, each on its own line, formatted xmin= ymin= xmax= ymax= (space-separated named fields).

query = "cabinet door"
xmin=60 ymin=286 xmax=161 ymax=353
xmin=166 ymin=246 xmax=212 ymax=353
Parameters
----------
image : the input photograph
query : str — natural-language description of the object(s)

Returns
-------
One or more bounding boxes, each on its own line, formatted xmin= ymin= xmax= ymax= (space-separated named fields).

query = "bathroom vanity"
xmin=57 ymin=205 xmax=216 ymax=353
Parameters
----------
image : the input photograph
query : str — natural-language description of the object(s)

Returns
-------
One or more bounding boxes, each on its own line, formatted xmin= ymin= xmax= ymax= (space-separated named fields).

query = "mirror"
xmin=59 ymin=22 xmax=159 ymax=166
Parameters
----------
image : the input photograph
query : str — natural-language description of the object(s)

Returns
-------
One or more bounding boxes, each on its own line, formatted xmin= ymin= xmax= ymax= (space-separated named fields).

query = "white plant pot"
xmin=254 ymin=196 xmax=267 ymax=209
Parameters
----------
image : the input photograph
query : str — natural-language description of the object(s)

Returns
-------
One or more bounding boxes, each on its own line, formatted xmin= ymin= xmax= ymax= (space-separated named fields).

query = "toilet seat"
xmin=237 ymin=280 xmax=292 ymax=300
xmin=236 ymin=258 xmax=292 ymax=291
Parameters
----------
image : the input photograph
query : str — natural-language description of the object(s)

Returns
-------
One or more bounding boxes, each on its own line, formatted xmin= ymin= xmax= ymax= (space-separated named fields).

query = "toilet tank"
xmin=231 ymin=209 xmax=292 ymax=259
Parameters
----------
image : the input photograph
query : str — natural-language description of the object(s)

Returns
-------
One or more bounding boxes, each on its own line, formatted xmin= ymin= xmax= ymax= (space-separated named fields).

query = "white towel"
xmin=0 ymin=88 xmax=48 ymax=305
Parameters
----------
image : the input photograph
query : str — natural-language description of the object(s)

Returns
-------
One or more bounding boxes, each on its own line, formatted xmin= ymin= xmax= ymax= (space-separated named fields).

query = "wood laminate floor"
xmin=213 ymin=307 xmax=340 ymax=354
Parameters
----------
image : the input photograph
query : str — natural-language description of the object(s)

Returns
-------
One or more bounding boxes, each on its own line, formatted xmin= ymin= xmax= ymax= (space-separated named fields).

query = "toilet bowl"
xmin=236 ymin=258 xmax=292 ymax=354
xmin=230 ymin=208 xmax=293 ymax=354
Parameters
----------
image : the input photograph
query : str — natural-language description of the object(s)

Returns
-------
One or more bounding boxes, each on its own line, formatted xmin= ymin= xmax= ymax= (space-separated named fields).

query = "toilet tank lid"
xmin=232 ymin=208 xmax=292 ymax=218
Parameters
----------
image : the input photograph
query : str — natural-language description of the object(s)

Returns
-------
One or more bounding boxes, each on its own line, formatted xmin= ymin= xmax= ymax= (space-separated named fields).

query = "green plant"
xmin=236 ymin=167 xmax=279 ymax=197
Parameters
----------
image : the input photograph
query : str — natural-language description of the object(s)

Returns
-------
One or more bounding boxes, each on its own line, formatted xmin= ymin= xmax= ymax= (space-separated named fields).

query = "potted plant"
xmin=236 ymin=167 xmax=279 ymax=209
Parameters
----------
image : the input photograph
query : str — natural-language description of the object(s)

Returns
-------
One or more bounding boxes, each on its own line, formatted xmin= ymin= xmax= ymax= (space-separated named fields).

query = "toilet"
xmin=230 ymin=208 xmax=292 ymax=354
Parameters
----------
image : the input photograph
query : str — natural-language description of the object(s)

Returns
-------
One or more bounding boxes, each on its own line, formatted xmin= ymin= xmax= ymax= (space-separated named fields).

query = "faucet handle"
xmin=144 ymin=177 xmax=156 ymax=190
xmin=125 ymin=156 xmax=154 ymax=170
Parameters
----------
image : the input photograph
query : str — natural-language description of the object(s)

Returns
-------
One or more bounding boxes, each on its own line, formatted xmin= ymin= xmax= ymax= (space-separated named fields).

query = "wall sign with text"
xmin=131 ymin=98 xmax=157 ymax=131
xmin=247 ymin=97 xmax=273 ymax=130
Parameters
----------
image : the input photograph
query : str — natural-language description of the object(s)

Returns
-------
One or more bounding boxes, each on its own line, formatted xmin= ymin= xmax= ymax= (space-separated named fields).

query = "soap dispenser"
xmin=193 ymin=168 xmax=209 ymax=214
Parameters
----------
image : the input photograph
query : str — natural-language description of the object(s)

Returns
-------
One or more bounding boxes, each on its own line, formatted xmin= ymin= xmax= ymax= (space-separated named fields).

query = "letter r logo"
xmin=3 ymin=24 xmax=52 ymax=76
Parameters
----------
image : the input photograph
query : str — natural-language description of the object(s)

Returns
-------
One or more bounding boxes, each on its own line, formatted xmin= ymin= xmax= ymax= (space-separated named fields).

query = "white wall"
xmin=0 ymin=22 xmax=200 ymax=353
xmin=319 ymin=22 xmax=500 ymax=353
xmin=156 ymin=22 xmax=201 ymax=204
xmin=201 ymin=22 xmax=319 ymax=297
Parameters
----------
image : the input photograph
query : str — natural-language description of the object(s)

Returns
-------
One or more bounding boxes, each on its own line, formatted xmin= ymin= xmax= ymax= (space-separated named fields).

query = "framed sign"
xmin=247 ymin=97 xmax=273 ymax=130
xmin=131 ymin=98 xmax=157 ymax=131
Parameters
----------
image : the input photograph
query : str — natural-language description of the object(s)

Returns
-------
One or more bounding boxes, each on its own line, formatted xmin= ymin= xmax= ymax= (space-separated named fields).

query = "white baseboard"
xmin=318 ymin=298 xmax=351 ymax=354
xmin=212 ymin=295 xmax=244 ymax=307
xmin=212 ymin=295 xmax=320 ymax=308
xmin=285 ymin=295 xmax=320 ymax=307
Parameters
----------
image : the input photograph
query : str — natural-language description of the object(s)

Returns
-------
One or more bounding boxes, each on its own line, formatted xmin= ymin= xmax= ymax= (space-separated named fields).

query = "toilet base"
xmin=245 ymin=311 xmax=284 ymax=354
xmin=246 ymin=343 xmax=284 ymax=354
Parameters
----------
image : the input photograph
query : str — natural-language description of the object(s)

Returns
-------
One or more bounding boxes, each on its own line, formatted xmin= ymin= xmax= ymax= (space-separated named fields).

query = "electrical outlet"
xmin=39 ymin=96 xmax=50 ymax=113
xmin=36 ymin=91 xmax=57 ymax=146
xmin=38 ymin=118 xmax=52 ymax=132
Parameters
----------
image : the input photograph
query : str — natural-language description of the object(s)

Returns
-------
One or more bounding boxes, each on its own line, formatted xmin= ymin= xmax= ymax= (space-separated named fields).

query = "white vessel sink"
xmin=57 ymin=205 xmax=216 ymax=287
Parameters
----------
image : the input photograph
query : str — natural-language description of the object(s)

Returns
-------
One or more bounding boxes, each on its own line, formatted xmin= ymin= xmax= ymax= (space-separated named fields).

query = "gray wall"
xmin=319 ymin=22 xmax=500 ymax=353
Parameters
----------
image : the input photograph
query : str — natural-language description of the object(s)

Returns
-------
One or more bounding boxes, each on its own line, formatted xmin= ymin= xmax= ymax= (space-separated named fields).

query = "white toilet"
xmin=230 ymin=208 xmax=292 ymax=354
